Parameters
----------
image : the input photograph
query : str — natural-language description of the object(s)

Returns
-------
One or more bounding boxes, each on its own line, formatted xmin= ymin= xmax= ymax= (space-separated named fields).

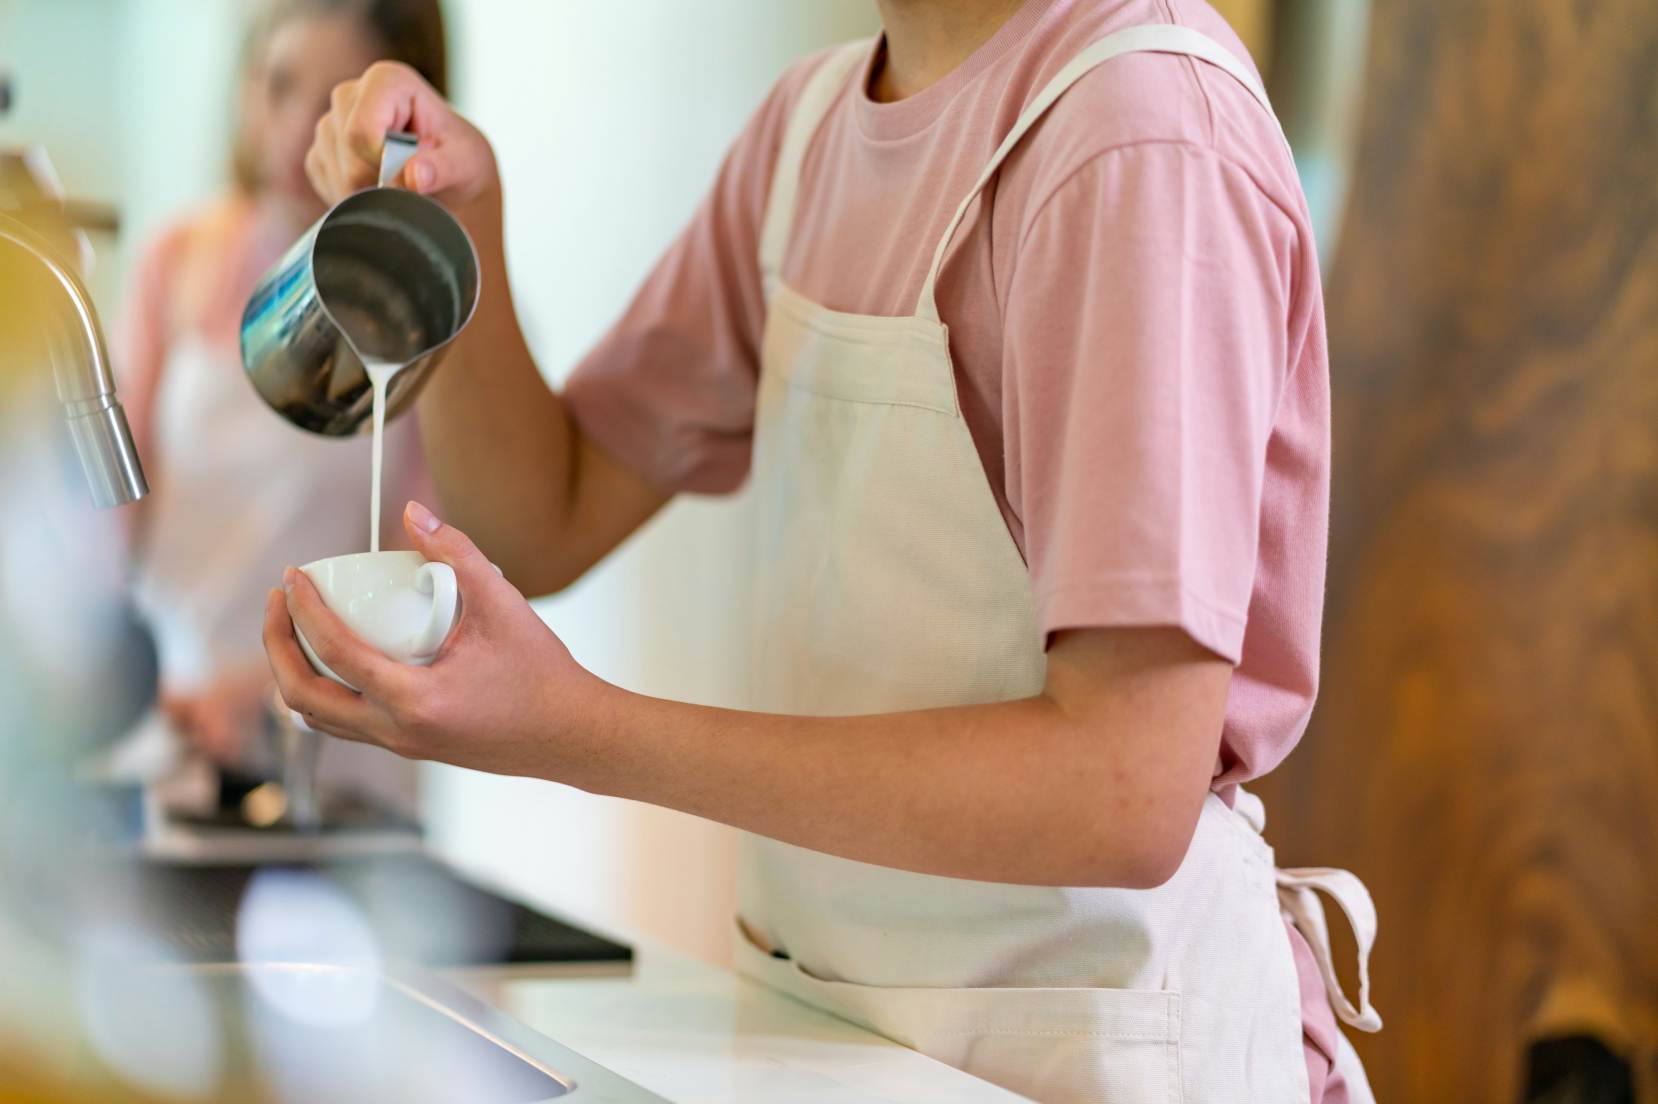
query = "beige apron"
xmin=732 ymin=26 xmax=1381 ymax=1103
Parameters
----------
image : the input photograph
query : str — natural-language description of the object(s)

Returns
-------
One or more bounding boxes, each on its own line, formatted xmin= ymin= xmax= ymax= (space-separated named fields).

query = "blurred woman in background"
xmin=115 ymin=0 xmax=446 ymax=807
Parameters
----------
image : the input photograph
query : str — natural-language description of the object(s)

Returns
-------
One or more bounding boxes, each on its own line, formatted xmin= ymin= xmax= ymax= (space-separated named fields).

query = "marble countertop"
xmin=450 ymin=943 xmax=1029 ymax=1104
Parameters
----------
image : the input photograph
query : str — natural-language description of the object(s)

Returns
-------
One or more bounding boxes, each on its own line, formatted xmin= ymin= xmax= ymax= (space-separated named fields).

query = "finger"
xmin=332 ymin=106 xmax=376 ymax=196
xmin=328 ymin=75 xmax=383 ymax=195
xmin=304 ymin=143 xmax=330 ymax=202
xmin=263 ymin=588 xmax=381 ymax=731
xmin=403 ymin=501 xmax=515 ymax=609
xmin=300 ymin=714 xmax=377 ymax=747
xmin=307 ymin=115 xmax=341 ymax=200
xmin=342 ymin=61 xmax=425 ymax=171
xmin=284 ymin=688 xmax=387 ymax=749
xmin=400 ymin=145 xmax=464 ymax=197
xmin=281 ymin=570 xmax=411 ymax=697
xmin=265 ymin=589 xmax=368 ymax=717
xmin=329 ymin=76 xmax=358 ymax=119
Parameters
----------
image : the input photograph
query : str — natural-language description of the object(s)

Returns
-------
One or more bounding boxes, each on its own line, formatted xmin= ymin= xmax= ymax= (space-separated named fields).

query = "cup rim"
xmin=300 ymin=549 xmax=428 ymax=574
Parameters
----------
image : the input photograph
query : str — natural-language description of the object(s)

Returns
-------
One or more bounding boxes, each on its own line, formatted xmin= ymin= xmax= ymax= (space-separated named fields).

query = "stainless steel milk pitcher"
xmin=240 ymin=132 xmax=480 ymax=436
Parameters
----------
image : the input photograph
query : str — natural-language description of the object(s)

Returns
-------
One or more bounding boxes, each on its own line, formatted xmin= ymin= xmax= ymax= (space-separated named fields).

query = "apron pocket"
xmin=735 ymin=923 xmax=1183 ymax=1103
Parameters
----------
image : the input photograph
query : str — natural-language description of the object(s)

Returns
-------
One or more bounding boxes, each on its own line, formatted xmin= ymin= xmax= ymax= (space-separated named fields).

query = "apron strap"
xmin=913 ymin=23 xmax=1283 ymax=323
xmin=758 ymin=39 xmax=872 ymax=299
xmin=1276 ymin=866 xmax=1384 ymax=1033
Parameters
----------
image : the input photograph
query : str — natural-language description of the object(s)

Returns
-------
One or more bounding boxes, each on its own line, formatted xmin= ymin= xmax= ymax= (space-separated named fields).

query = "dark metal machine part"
xmin=105 ymin=853 xmax=631 ymax=968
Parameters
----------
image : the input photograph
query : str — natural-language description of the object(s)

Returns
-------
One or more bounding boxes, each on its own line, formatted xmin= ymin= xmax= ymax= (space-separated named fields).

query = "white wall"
xmin=0 ymin=0 xmax=245 ymax=312
xmin=112 ymin=0 xmax=248 ymax=276
xmin=424 ymin=1 xmax=881 ymax=964
xmin=0 ymin=0 xmax=125 ymax=310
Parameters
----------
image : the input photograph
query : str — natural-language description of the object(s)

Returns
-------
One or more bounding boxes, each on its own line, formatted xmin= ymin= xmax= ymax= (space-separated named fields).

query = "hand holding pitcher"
xmin=308 ymin=60 xmax=500 ymax=225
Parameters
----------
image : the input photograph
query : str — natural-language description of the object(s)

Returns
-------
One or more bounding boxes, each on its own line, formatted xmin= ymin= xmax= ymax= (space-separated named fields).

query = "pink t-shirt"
xmin=565 ymin=0 xmax=1343 ymax=1093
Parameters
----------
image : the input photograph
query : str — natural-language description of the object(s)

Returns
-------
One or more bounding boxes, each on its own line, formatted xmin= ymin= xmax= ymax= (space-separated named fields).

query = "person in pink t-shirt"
xmin=267 ymin=1 xmax=1380 ymax=1099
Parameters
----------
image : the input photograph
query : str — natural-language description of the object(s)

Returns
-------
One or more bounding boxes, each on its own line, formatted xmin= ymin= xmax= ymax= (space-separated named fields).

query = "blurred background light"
xmin=236 ymin=867 xmax=383 ymax=1028
xmin=71 ymin=924 xmax=223 ymax=1100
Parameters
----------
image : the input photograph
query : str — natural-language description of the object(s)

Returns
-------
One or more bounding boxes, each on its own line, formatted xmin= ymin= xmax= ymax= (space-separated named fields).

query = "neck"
xmin=870 ymin=0 xmax=1029 ymax=101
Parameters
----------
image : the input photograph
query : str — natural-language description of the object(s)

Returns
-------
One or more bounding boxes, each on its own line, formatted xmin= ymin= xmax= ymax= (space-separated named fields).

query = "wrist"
xmin=539 ymin=665 xmax=640 ymax=795
xmin=447 ymin=132 xmax=505 ymax=243
xmin=450 ymin=183 xmax=504 ymax=260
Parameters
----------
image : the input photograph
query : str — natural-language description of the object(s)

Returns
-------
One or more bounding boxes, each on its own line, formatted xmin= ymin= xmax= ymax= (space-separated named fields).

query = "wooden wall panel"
xmin=1249 ymin=1 xmax=1658 ymax=1100
xmin=1208 ymin=0 xmax=1274 ymax=67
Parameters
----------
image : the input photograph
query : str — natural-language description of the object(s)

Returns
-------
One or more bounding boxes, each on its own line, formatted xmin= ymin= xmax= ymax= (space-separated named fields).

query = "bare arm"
xmin=598 ymin=625 xmax=1227 ymax=887
xmin=307 ymin=63 xmax=667 ymax=595
xmin=412 ymin=189 xmax=668 ymax=594
xmin=268 ymin=510 xmax=1229 ymax=888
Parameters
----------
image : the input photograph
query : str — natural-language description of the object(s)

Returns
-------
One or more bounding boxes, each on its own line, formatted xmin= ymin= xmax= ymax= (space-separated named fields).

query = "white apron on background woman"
xmin=733 ymin=27 xmax=1380 ymax=1102
xmin=130 ymin=327 xmax=423 ymax=814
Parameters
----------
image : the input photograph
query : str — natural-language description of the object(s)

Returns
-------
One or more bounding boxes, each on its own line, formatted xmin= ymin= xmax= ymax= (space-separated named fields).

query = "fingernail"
xmin=413 ymin=161 xmax=434 ymax=191
xmin=282 ymin=567 xmax=297 ymax=592
xmin=407 ymin=500 xmax=441 ymax=533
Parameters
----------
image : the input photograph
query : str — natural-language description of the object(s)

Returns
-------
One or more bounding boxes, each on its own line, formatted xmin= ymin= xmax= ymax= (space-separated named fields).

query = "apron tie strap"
xmin=1276 ymin=866 xmax=1383 ymax=1033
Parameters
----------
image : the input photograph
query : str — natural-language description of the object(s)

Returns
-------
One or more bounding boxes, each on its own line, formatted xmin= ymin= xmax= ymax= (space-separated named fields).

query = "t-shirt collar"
xmin=854 ymin=0 xmax=1064 ymax=142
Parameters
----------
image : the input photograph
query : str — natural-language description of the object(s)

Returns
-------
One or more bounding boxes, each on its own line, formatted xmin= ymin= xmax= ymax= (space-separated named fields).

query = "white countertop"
xmin=452 ymin=943 xmax=1029 ymax=1104
xmin=124 ymin=804 xmax=1025 ymax=1102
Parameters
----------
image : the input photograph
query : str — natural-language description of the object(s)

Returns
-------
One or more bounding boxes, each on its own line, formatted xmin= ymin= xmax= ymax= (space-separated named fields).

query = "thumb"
xmin=400 ymin=145 xmax=472 ymax=198
xmin=398 ymin=152 xmax=443 ymax=195
xmin=403 ymin=500 xmax=504 ymax=595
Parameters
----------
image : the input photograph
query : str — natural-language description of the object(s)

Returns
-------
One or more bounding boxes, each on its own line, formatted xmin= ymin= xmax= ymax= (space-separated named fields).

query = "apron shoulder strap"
xmin=913 ymin=23 xmax=1282 ymax=323
xmin=758 ymin=39 xmax=872 ymax=298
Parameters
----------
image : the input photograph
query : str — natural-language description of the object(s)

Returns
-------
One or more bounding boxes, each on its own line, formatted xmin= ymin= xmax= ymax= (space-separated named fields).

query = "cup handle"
xmin=409 ymin=561 xmax=458 ymax=659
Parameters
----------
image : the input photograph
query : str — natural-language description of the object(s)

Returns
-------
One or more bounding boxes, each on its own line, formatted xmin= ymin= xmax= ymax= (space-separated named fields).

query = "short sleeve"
xmin=563 ymin=58 xmax=819 ymax=495
xmin=1004 ymin=141 xmax=1299 ymax=663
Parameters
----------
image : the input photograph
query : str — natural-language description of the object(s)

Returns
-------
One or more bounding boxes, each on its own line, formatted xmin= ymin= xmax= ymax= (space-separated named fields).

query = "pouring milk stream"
xmin=359 ymin=132 xmax=417 ymax=555
xmin=238 ymin=130 xmax=477 ymax=695
xmin=364 ymin=358 xmax=397 ymax=552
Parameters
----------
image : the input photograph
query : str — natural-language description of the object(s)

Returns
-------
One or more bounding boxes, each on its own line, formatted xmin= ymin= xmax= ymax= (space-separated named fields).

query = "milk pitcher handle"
xmin=410 ymin=561 xmax=459 ymax=659
xmin=380 ymin=130 xmax=419 ymax=188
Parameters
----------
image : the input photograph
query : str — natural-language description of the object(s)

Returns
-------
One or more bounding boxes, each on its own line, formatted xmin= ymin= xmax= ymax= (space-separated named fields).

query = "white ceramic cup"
xmin=294 ymin=550 xmax=459 ymax=691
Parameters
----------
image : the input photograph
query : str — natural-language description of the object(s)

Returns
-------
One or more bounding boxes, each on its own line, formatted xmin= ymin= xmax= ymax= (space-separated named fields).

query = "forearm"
xmin=306 ymin=64 xmax=671 ymax=594
xmin=271 ymin=517 xmax=1227 ymax=889
xmin=418 ymin=195 xmax=670 ymax=596
xmin=566 ymin=660 xmax=1218 ymax=889
xmin=416 ymin=195 xmax=577 ymax=591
